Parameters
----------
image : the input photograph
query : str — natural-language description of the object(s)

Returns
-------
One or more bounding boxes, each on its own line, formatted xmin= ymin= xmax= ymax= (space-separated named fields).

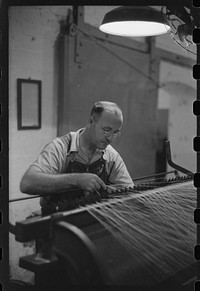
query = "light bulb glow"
xmin=100 ymin=21 xmax=170 ymax=37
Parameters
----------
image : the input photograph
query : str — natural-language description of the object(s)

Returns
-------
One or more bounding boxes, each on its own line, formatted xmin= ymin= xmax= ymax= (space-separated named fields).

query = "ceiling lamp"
xmin=99 ymin=6 xmax=171 ymax=37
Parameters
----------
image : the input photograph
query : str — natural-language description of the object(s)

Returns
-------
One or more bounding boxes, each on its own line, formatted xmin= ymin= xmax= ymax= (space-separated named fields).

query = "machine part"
xmin=165 ymin=140 xmax=194 ymax=176
xmin=52 ymin=221 xmax=108 ymax=285
xmin=14 ymin=174 xmax=192 ymax=242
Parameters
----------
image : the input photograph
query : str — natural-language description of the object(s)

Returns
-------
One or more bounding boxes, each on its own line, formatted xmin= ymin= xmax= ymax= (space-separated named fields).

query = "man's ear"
xmin=89 ymin=116 xmax=94 ymax=125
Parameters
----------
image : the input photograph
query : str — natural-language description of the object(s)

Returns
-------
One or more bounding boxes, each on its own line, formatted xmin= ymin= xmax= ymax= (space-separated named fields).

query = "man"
xmin=20 ymin=101 xmax=134 ymax=213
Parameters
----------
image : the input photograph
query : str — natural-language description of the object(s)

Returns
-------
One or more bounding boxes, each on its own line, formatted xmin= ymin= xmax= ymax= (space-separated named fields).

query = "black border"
xmin=0 ymin=1 xmax=199 ymax=290
xmin=0 ymin=1 xmax=9 ymax=290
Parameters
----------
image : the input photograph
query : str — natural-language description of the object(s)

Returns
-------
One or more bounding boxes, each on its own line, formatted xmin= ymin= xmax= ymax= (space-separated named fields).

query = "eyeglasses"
xmin=102 ymin=128 xmax=121 ymax=138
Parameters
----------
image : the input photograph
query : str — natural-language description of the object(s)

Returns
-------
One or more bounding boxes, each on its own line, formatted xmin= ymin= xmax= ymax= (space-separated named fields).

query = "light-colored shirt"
xmin=32 ymin=128 xmax=134 ymax=187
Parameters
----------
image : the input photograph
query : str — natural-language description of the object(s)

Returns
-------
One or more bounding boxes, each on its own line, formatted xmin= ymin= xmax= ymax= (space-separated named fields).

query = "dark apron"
xmin=41 ymin=155 xmax=108 ymax=215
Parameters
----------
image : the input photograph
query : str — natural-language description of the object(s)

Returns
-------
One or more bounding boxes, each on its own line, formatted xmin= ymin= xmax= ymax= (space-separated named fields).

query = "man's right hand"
xmin=75 ymin=173 xmax=107 ymax=192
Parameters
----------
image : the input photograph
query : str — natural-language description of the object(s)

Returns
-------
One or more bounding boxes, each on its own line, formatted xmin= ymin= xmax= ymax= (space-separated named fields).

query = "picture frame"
xmin=17 ymin=78 xmax=42 ymax=130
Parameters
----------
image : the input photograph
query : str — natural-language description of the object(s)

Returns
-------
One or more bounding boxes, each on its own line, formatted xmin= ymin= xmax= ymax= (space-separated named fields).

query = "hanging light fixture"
xmin=99 ymin=6 xmax=171 ymax=37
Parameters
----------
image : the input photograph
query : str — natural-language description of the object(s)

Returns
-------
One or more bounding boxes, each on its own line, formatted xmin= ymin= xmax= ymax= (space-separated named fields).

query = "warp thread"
xmin=88 ymin=180 xmax=195 ymax=281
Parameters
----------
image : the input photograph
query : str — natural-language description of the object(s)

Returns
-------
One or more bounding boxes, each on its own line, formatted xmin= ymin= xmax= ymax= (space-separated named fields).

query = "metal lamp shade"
xmin=99 ymin=6 xmax=170 ymax=37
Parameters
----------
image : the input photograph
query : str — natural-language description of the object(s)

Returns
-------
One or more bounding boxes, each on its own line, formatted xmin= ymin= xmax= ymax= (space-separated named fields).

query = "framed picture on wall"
xmin=17 ymin=78 xmax=42 ymax=130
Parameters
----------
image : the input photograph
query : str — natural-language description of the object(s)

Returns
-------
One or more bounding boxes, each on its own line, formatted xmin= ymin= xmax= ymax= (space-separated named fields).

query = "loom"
xmin=11 ymin=142 xmax=196 ymax=289
xmin=11 ymin=175 xmax=195 ymax=290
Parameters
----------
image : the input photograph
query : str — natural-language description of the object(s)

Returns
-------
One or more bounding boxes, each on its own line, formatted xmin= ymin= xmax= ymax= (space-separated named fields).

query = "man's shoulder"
xmin=54 ymin=133 xmax=71 ymax=147
xmin=58 ymin=129 xmax=82 ymax=152
xmin=58 ymin=132 xmax=71 ymax=142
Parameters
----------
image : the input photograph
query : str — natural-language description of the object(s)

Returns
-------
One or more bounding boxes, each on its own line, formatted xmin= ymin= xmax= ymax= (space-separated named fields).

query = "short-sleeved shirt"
xmin=32 ymin=129 xmax=134 ymax=205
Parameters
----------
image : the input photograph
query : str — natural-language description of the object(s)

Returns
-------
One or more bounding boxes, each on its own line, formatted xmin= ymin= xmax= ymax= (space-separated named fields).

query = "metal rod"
xmin=133 ymin=170 xmax=178 ymax=181
xmin=9 ymin=195 xmax=41 ymax=203
xmin=165 ymin=140 xmax=194 ymax=176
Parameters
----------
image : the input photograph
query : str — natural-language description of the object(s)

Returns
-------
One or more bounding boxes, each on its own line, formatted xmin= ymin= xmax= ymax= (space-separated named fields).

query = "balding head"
xmin=90 ymin=101 xmax=123 ymax=122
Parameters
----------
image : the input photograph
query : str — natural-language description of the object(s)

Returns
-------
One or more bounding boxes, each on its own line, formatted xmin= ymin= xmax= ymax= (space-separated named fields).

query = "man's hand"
xmin=75 ymin=173 xmax=106 ymax=192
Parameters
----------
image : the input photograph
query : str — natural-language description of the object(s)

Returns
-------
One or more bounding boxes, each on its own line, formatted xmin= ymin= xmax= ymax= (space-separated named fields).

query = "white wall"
xmin=9 ymin=6 xmax=72 ymax=283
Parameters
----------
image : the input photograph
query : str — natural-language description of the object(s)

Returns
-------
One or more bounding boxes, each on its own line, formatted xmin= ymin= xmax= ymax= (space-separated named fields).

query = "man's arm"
xmin=20 ymin=165 xmax=107 ymax=195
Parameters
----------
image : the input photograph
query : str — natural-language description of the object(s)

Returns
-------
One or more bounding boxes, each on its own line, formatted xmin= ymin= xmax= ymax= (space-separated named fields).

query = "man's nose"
xmin=106 ymin=135 xmax=114 ymax=143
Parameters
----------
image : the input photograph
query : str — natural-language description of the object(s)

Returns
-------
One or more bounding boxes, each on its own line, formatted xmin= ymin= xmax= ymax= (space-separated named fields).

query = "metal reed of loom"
xmin=9 ymin=141 xmax=196 ymax=289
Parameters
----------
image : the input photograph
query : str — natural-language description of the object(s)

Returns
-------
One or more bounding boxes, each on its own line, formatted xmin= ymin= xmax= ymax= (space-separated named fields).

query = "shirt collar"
xmin=68 ymin=128 xmax=107 ymax=158
xmin=68 ymin=128 xmax=83 ymax=153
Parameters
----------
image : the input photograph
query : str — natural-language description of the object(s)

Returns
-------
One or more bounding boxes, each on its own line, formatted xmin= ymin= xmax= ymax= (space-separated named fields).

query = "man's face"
xmin=90 ymin=110 xmax=123 ymax=150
